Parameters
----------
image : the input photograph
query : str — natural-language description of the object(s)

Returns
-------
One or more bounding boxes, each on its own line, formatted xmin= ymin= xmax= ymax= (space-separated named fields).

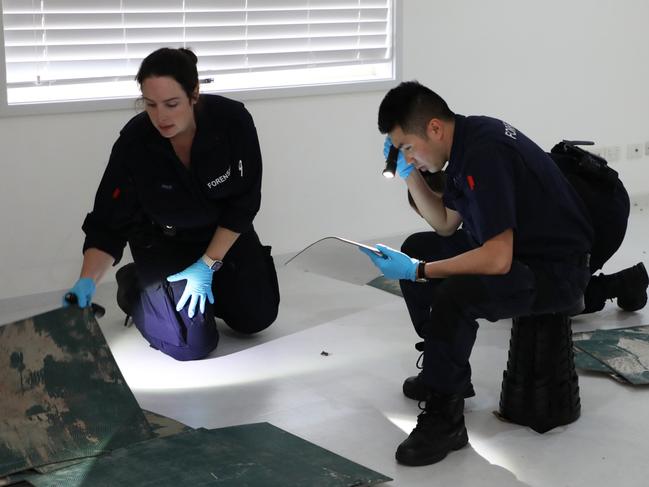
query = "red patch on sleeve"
xmin=112 ymin=187 xmax=121 ymax=199
xmin=466 ymin=175 xmax=475 ymax=190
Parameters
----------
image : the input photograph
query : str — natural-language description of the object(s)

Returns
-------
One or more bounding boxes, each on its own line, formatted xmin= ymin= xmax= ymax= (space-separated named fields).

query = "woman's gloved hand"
xmin=359 ymin=244 xmax=420 ymax=281
xmin=63 ymin=277 xmax=96 ymax=308
xmin=167 ymin=259 xmax=215 ymax=318
xmin=384 ymin=136 xmax=414 ymax=179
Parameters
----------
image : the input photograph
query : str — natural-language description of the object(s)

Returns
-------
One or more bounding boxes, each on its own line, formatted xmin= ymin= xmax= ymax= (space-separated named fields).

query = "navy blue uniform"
xmin=83 ymin=94 xmax=279 ymax=360
xmin=400 ymin=115 xmax=593 ymax=394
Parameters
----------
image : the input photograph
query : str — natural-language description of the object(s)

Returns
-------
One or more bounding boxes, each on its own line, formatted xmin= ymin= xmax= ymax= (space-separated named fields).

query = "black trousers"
xmin=565 ymin=175 xmax=629 ymax=273
xmin=117 ymin=228 xmax=280 ymax=361
xmin=399 ymin=230 xmax=589 ymax=395
xmin=564 ymin=175 xmax=630 ymax=312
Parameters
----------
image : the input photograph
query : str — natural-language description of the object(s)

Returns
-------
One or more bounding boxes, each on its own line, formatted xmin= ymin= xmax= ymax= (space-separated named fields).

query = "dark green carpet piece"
xmin=0 ymin=306 xmax=153 ymax=478
xmin=573 ymin=346 xmax=615 ymax=374
xmin=23 ymin=423 xmax=391 ymax=487
xmin=573 ymin=325 xmax=649 ymax=384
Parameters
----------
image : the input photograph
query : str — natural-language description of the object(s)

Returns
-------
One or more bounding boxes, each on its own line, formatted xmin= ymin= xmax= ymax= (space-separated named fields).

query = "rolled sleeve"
xmin=82 ymin=140 xmax=140 ymax=264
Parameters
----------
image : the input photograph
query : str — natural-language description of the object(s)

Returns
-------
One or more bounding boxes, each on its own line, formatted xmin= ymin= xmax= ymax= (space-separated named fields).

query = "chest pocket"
xmin=146 ymin=180 xmax=197 ymax=221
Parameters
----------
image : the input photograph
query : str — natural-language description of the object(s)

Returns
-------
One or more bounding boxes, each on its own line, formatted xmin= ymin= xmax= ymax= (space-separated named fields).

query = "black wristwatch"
xmin=202 ymin=254 xmax=224 ymax=272
xmin=415 ymin=261 xmax=427 ymax=282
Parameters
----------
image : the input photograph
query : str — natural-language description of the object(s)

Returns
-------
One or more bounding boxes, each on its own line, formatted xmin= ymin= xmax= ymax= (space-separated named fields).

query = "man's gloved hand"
xmin=359 ymin=244 xmax=420 ymax=281
xmin=167 ymin=259 xmax=215 ymax=318
xmin=63 ymin=277 xmax=96 ymax=308
xmin=384 ymin=136 xmax=414 ymax=180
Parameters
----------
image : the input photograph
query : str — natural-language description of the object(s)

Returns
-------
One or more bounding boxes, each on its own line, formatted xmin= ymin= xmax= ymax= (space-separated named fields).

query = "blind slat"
xmin=1 ymin=0 xmax=394 ymax=103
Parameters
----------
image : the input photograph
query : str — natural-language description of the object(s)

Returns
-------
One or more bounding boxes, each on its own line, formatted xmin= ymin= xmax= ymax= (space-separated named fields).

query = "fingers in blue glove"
xmin=188 ymin=294 xmax=199 ymax=319
xmin=383 ymin=135 xmax=393 ymax=159
xmin=375 ymin=244 xmax=397 ymax=256
xmin=63 ymin=277 xmax=96 ymax=308
xmin=359 ymin=246 xmax=388 ymax=266
xmin=397 ymin=153 xmax=414 ymax=179
xmin=167 ymin=259 xmax=215 ymax=318
xmin=383 ymin=136 xmax=413 ymax=180
xmin=174 ymin=286 xmax=189 ymax=311
xmin=166 ymin=271 xmax=184 ymax=283
xmin=372 ymin=244 xmax=419 ymax=281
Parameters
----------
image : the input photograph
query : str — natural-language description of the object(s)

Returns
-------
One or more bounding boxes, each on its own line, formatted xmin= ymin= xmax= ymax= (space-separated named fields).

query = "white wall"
xmin=1 ymin=0 xmax=648 ymax=300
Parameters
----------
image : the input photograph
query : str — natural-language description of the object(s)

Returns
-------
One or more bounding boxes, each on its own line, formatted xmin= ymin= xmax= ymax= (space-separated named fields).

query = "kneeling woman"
xmin=65 ymin=47 xmax=280 ymax=360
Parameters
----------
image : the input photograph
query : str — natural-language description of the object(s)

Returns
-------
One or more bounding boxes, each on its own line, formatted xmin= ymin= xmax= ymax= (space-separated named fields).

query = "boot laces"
xmin=415 ymin=341 xmax=425 ymax=370
xmin=413 ymin=398 xmax=443 ymax=433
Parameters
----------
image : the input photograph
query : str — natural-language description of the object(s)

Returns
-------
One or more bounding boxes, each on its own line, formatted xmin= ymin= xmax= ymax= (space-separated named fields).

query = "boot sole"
xmin=617 ymin=292 xmax=648 ymax=312
xmin=395 ymin=430 xmax=469 ymax=467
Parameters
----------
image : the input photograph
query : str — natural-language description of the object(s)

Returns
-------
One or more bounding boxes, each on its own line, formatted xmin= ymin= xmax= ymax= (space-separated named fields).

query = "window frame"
xmin=0 ymin=1 xmax=401 ymax=117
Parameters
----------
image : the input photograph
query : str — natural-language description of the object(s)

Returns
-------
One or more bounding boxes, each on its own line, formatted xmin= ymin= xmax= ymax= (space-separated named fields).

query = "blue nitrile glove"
xmin=63 ymin=277 xmax=96 ymax=308
xmin=166 ymin=259 xmax=215 ymax=318
xmin=359 ymin=244 xmax=420 ymax=281
xmin=384 ymin=136 xmax=414 ymax=179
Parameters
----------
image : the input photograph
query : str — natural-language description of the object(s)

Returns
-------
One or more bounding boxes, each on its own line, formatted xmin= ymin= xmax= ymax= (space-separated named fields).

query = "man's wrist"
xmin=415 ymin=261 xmax=427 ymax=282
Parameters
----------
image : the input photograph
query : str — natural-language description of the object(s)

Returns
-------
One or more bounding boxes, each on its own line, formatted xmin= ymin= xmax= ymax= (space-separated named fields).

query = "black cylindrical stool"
xmin=498 ymin=313 xmax=581 ymax=433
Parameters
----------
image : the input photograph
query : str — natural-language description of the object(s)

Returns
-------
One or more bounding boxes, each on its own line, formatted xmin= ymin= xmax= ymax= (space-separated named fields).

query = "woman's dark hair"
xmin=378 ymin=81 xmax=454 ymax=136
xmin=135 ymin=47 xmax=199 ymax=100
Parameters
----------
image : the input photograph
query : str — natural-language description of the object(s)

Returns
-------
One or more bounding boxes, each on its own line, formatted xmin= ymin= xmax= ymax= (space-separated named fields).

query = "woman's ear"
xmin=191 ymin=85 xmax=199 ymax=104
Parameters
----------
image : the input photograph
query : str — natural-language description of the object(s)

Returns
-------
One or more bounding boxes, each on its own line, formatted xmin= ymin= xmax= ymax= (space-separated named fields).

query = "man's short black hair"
xmin=378 ymin=81 xmax=454 ymax=135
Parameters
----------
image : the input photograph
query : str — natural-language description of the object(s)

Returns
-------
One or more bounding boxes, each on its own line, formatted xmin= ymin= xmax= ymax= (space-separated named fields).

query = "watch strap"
xmin=416 ymin=261 xmax=427 ymax=282
xmin=202 ymin=254 xmax=223 ymax=271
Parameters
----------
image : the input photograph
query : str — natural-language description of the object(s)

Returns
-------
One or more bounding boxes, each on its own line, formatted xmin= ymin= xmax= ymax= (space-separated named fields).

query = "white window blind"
xmin=1 ymin=0 xmax=395 ymax=106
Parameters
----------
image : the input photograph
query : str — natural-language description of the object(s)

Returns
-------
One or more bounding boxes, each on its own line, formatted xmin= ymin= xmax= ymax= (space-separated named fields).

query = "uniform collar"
xmin=447 ymin=114 xmax=467 ymax=176
xmin=190 ymin=97 xmax=225 ymax=154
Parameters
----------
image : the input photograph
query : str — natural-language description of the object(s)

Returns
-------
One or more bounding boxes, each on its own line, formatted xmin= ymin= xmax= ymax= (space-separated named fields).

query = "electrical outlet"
xmin=627 ymin=143 xmax=643 ymax=159
xmin=605 ymin=146 xmax=621 ymax=162
xmin=645 ymin=141 xmax=649 ymax=156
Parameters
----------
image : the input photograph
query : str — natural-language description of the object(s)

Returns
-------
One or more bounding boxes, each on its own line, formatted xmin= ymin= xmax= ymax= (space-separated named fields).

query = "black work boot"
xmin=395 ymin=392 xmax=468 ymax=466
xmin=583 ymin=263 xmax=648 ymax=313
xmin=403 ymin=342 xmax=476 ymax=401
xmin=615 ymin=263 xmax=648 ymax=311
xmin=116 ymin=263 xmax=139 ymax=326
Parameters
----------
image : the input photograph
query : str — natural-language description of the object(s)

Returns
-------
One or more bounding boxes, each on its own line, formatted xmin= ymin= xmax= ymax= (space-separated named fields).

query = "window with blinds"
xmin=0 ymin=0 xmax=396 ymax=106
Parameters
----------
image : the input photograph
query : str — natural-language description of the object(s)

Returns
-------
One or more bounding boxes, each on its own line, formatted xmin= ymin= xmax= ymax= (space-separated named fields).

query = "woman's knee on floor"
xmin=222 ymin=302 xmax=279 ymax=335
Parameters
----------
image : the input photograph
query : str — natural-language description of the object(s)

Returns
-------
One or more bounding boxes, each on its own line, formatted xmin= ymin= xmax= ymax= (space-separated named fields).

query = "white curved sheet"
xmin=283 ymin=236 xmax=383 ymax=285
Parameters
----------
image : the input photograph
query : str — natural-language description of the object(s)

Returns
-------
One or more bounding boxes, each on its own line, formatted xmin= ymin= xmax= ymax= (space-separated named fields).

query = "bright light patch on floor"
xmin=389 ymin=412 xmax=518 ymax=475
xmin=118 ymin=340 xmax=355 ymax=392
xmin=469 ymin=435 xmax=517 ymax=475
xmin=122 ymin=354 xmax=308 ymax=392
xmin=386 ymin=414 xmax=417 ymax=434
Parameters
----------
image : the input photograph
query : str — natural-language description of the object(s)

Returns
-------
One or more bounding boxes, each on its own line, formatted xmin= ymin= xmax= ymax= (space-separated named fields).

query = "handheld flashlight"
xmin=382 ymin=145 xmax=399 ymax=178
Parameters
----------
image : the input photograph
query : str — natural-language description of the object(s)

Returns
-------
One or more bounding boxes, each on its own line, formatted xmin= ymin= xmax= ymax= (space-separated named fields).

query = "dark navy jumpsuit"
xmin=399 ymin=115 xmax=593 ymax=395
xmin=82 ymin=94 xmax=280 ymax=361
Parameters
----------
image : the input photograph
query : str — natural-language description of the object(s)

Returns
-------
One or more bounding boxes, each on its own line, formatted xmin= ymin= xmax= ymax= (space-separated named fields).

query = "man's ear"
xmin=426 ymin=118 xmax=443 ymax=140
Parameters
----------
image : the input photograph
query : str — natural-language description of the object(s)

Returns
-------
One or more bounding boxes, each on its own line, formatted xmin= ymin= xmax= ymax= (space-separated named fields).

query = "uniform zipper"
xmin=238 ymin=160 xmax=243 ymax=177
